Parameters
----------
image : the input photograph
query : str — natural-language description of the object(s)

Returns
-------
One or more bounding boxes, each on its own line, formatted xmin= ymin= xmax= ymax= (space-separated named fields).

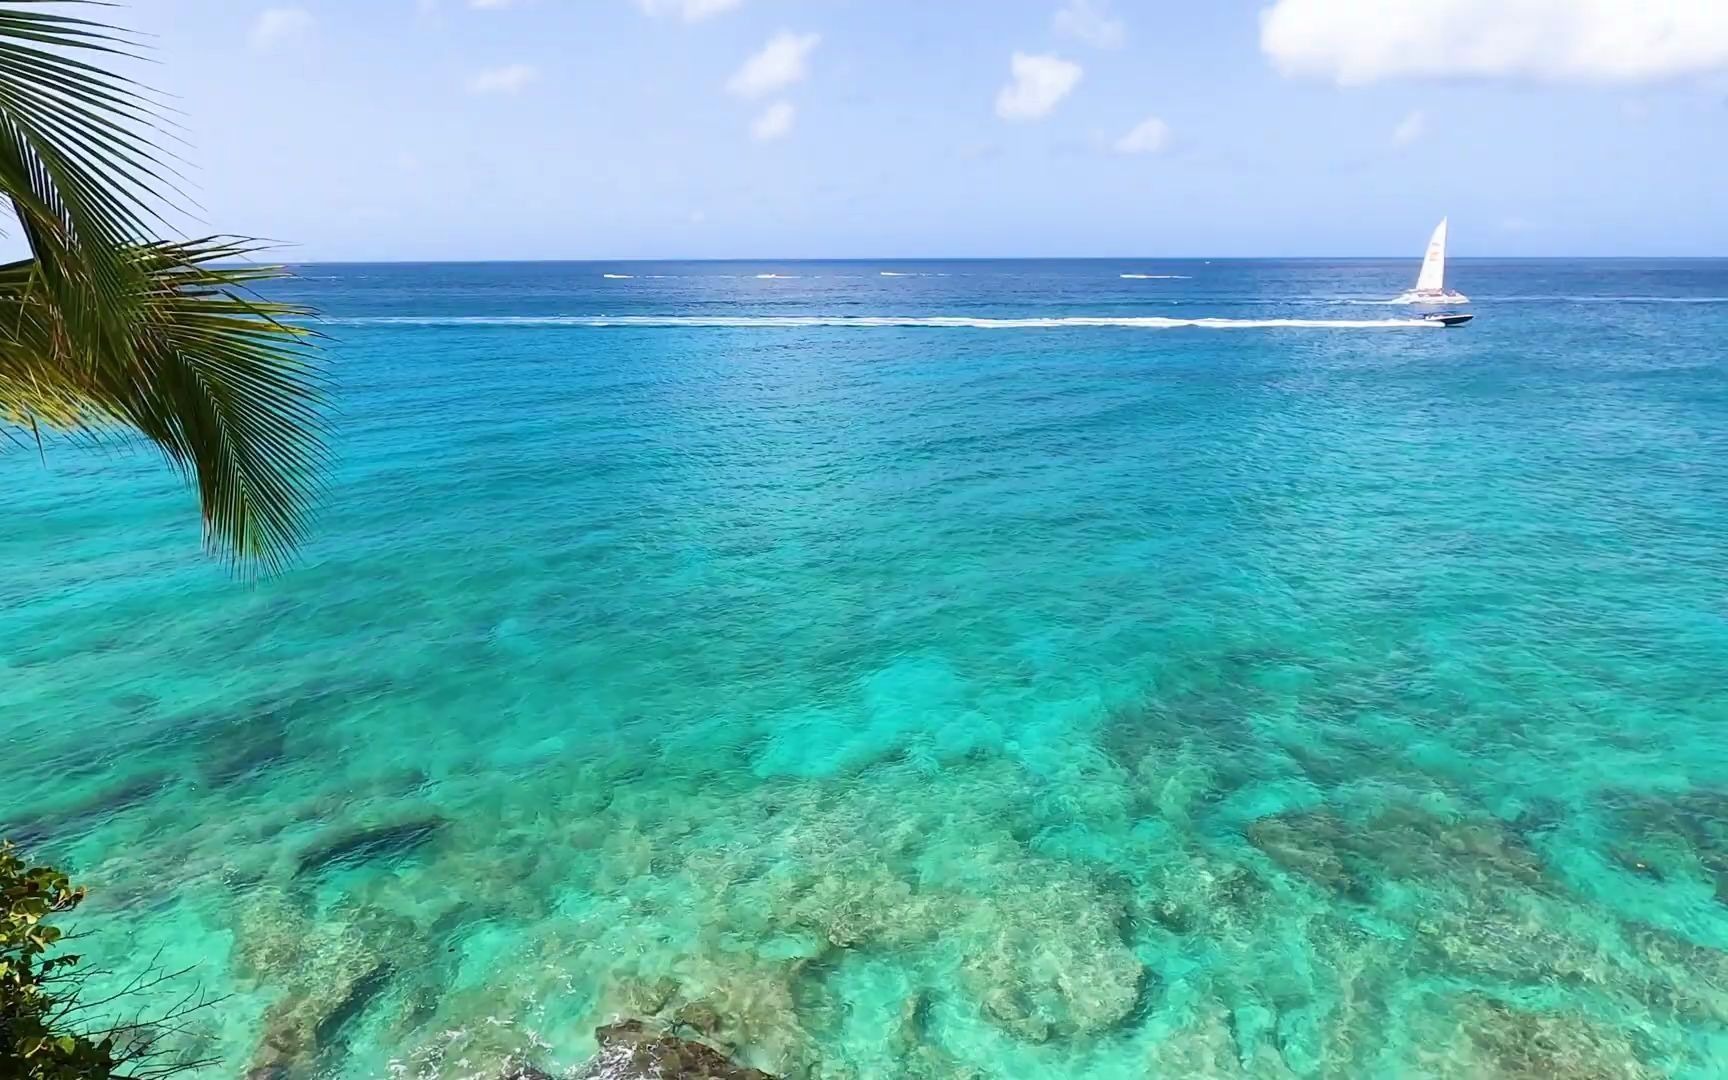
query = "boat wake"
xmin=328 ymin=314 xmax=1443 ymax=330
xmin=1120 ymin=273 xmax=1193 ymax=280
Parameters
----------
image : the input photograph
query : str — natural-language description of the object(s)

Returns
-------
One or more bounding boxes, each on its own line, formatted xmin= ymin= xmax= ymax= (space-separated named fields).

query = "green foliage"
xmin=1 ymin=842 xmax=117 ymax=1079
xmin=0 ymin=1 xmax=326 ymax=570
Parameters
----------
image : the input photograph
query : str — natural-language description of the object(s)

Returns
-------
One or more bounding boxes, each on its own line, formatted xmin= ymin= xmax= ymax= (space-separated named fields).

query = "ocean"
xmin=3 ymin=259 xmax=1727 ymax=1078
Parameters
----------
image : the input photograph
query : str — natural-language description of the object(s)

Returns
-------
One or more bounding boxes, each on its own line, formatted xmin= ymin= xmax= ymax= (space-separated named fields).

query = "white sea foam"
xmin=1120 ymin=273 xmax=1193 ymax=280
xmin=1492 ymin=295 xmax=1728 ymax=303
xmin=328 ymin=314 xmax=1441 ymax=330
xmin=755 ymin=273 xmax=795 ymax=279
xmin=1346 ymin=295 xmax=1728 ymax=305
xmin=601 ymin=273 xmax=634 ymax=279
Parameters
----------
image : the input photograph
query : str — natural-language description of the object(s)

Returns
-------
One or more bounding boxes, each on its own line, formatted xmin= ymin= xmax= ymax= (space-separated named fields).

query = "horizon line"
xmin=273 ymin=254 xmax=1728 ymax=266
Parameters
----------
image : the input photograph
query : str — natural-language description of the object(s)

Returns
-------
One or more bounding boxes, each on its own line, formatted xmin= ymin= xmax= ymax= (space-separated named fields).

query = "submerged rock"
xmin=293 ymin=816 xmax=446 ymax=877
xmin=248 ymin=956 xmax=396 ymax=1076
xmin=8 ymin=769 xmax=179 ymax=847
xmin=232 ymin=892 xmax=433 ymax=1079
xmin=575 ymin=1020 xmax=777 ymax=1079
xmin=200 ymin=712 xmax=290 ymax=786
xmin=1453 ymin=995 xmax=1657 ymax=1080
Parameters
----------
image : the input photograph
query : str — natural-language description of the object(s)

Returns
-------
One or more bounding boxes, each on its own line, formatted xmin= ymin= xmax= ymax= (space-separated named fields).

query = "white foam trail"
xmin=328 ymin=314 xmax=1440 ymax=330
xmin=601 ymin=273 xmax=633 ymax=279
xmin=1120 ymin=273 xmax=1192 ymax=280
xmin=754 ymin=273 xmax=795 ymax=279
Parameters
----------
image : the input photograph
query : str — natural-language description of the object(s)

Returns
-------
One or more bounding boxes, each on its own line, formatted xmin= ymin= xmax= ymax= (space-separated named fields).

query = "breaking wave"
xmin=1347 ymin=295 xmax=1728 ymax=305
xmin=326 ymin=314 xmax=1441 ymax=330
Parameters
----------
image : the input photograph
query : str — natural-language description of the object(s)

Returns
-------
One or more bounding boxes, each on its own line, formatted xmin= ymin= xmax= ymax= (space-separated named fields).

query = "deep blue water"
xmin=3 ymin=259 xmax=1728 ymax=1078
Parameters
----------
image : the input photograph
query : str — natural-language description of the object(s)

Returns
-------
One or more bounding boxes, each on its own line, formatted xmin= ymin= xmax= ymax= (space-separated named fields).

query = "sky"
xmin=10 ymin=0 xmax=1728 ymax=260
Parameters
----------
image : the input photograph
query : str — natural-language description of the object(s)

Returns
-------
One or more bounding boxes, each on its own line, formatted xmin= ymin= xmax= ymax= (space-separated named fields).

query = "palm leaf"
xmin=1 ymin=239 xmax=327 ymax=569
xmin=0 ymin=2 xmax=173 ymax=367
xmin=0 ymin=2 xmax=328 ymax=570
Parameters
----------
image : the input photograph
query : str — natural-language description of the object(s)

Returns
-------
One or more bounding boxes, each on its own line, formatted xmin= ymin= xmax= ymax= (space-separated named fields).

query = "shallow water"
xmin=4 ymin=259 xmax=1728 ymax=1078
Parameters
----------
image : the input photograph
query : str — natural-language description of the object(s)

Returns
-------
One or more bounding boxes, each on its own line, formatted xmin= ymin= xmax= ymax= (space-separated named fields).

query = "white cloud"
xmin=1054 ymin=0 xmax=1125 ymax=50
xmin=1112 ymin=115 xmax=1169 ymax=154
xmin=727 ymin=31 xmax=820 ymax=99
xmin=1392 ymin=109 xmax=1426 ymax=146
xmin=751 ymin=101 xmax=796 ymax=141
xmin=250 ymin=8 xmax=313 ymax=51
xmin=995 ymin=52 xmax=1083 ymax=121
xmin=467 ymin=64 xmax=539 ymax=94
xmin=636 ymin=0 xmax=743 ymax=20
xmin=1262 ymin=0 xmax=1728 ymax=85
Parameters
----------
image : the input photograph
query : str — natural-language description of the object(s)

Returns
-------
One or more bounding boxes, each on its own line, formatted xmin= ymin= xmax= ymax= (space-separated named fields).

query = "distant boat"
xmin=1394 ymin=218 xmax=1469 ymax=304
xmin=1422 ymin=312 xmax=1473 ymax=327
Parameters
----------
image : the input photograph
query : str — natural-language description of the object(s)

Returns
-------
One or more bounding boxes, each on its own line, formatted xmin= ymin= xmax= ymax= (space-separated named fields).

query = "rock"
xmin=8 ymin=770 xmax=178 ymax=847
xmin=674 ymin=1001 xmax=723 ymax=1037
xmin=1455 ymin=995 xmax=1657 ymax=1080
xmin=891 ymin=992 xmax=928 ymax=1056
xmin=233 ymin=893 xmax=430 ymax=1079
xmin=312 ymin=961 xmax=395 ymax=1047
xmin=500 ymin=1064 xmax=554 ymax=1080
xmin=1610 ymin=848 xmax=1665 ymax=882
xmin=293 ymin=817 xmax=445 ymax=878
xmin=248 ymin=958 xmax=394 ymax=1077
xmin=201 ymin=712 xmax=290 ymax=786
xmin=958 ymin=875 xmax=1145 ymax=1040
xmin=577 ymin=1020 xmax=776 ymax=1079
xmin=608 ymin=973 xmax=679 ymax=1016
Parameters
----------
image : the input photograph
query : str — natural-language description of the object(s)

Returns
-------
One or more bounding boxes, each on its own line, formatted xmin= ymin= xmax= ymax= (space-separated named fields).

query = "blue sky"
xmin=17 ymin=1 xmax=1728 ymax=259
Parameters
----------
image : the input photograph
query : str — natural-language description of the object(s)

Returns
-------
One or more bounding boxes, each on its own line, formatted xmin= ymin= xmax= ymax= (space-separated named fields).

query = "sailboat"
xmin=1394 ymin=217 xmax=1469 ymax=305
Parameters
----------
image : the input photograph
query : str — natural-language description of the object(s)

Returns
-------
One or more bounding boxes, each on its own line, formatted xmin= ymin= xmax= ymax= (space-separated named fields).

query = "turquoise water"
xmin=4 ymin=259 xmax=1728 ymax=1078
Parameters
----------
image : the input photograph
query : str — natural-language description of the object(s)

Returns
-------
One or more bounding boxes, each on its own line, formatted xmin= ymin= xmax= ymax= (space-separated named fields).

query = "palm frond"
xmin=0 ymin=2 xmax=176 ymax=368
xmin=0 ymin=239 xmax=328 ymax=571
xmin=0 ymin=2 xmax=328 ymax=571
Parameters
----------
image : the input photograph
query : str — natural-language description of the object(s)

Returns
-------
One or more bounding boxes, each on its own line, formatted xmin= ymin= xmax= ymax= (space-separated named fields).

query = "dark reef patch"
xmin=574 ymin=1019 xmax=778 ymax=1079
xmin=293 ymin=817 xmax=446 ymax=878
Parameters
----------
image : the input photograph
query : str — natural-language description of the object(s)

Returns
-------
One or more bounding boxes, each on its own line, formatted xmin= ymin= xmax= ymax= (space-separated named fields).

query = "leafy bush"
xmin=2 ymin=842 xmax=116 ymax=1077
xmin=2 ymin=843 xmax=212 ymax=1080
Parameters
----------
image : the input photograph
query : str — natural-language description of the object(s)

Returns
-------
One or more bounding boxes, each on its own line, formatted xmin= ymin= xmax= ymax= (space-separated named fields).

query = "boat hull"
xmin=1394 ymin=289 xmax=1470 ymax=305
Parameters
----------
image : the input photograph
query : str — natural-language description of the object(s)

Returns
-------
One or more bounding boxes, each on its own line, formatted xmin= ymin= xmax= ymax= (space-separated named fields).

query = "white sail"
xmin=1415 ymin=217 xmax=1447 ymax=293
xmin=1393 ymin=217 xmax=1467 ymax=304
